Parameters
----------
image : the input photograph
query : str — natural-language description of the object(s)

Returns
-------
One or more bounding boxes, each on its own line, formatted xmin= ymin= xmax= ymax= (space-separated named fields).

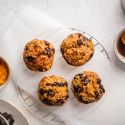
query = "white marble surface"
xmin=0 ymin=0 xmax=125 ymax=125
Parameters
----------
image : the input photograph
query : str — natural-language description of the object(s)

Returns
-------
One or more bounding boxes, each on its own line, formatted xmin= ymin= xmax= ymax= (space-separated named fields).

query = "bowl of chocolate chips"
xmin=114 ymin=29 xmax=125 ymax=63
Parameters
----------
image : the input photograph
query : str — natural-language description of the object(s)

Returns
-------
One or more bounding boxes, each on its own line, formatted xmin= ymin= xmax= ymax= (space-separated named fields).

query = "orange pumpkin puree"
xmin=0 ymin=58 xmax=9 ymax=85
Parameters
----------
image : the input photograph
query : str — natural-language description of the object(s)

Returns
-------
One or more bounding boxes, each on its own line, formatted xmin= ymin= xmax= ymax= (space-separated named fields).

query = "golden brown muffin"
xmin=72 ymin=71 xmax=105 ymax=104
xmin=38 ymin=75 xmax=69 ymax=106
xmin=23 ymin=39 xmax=55 ymax=72
xmin=60 ymin=33 xmax=95 ymax=66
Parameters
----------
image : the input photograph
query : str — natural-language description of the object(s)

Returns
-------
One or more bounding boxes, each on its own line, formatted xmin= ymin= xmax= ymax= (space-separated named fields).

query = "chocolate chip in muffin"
xmin=44 ymin=41 xmax=50 ymax=46
xmin=77 ymin=33 xmax=82 ymax=38
xmin=58 ymin=83 xmax=65 ymax=87
xmin=57 ymin=99 xmax=65 ymax=105
xmin=78 ymin=73 xmax=83 ymax=79
xmin=38 ymin=67 xmax=44 ymax=72
xmin=94 ymin=91 xmax=99 ymax=99
xmin=60 ymin=48 xmax=64 ymax=54
xmin=39 ymin=89 xmax=45 ymax=95
xmin=81 ymin=76 xmax=91 ymax=86
xmin=77 ymin=39 xmax=83 ymax=46
xmin=73 ymin=86 xmax=82 ymax=93
xmin=89 ymin=53 xmax=94 ymax=59
xmin=45 ymin=48 xmax=52 ymax=57
xmin=26 ymin=56 xmax=35 ymax=62
xmin=46 ymin=83 xmax=51 ymax=86
xmin=99 ymin=84 xmax=105 ymax=93
xmin=47 ymin=89 xmax=55 ymax=96
xmin=52 ymin=82 xmax=66 ymax=87
xmin=42 ymin=98 xmax=53 ymax=106
xmin=97 ymin=78 xmax=101 ymax=84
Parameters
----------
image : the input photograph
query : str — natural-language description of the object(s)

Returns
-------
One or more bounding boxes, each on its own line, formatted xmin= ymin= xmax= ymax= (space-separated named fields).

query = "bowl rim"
xmin=0 ymin=114 xmax=9 ymax=125
xmin=0 ymin=56 xmax=10 ymax=90
xmin=113 ymin=28 xmax=125 ymax=63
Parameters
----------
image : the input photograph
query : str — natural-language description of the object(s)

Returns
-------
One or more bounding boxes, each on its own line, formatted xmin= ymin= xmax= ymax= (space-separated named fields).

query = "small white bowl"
xmin=114 ymin=29 xmax=125 ymax=63
xmin=0 ymin=57 xmax=10 ymax=90
xmin=0 ymin=114 xmax=9 ymax=125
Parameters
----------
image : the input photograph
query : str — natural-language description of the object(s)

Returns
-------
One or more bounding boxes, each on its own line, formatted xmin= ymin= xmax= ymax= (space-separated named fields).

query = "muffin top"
xmin=72 ymin=71 xmax=105 ymax=104
xmin=23 ymin=39 xmax=55 ymax=72
xmin=38 ymin=75 xmax=69 ymax=106
xmin=60 ymin=33 xmax=95 ymax=66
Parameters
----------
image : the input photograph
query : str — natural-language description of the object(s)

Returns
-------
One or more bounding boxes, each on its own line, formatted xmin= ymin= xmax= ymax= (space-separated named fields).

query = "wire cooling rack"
xmin=18 ymin=28 xmax=110 ymax=124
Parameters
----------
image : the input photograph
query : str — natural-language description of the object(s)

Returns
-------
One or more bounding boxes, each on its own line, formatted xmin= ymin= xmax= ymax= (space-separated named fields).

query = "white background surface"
xmin=0 ymin=0 xmax=125 ymax=125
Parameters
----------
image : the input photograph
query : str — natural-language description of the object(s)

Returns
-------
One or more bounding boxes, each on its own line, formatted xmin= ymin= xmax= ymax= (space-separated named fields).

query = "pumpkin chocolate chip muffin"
xmin=38 ymin=75 xmax=69 ymax=106
xmin=60 ymin=33 xmax=95 ymax=66
xmin=72 ymin=71 xmax=105 ymax=104
xmin=23 ymin=39 xmax=55 ymax=72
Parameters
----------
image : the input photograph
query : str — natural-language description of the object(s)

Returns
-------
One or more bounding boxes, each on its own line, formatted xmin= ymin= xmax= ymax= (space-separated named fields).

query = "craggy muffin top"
xmin=23 ymin=39 xmax=55 ymax=72
xmin=72 ymin=71 xmax=105 ymax=104
xmin=60 ymin=33 xmax=95 ymax=66
xmin=38 ymin=75 xmax=69 ymax=106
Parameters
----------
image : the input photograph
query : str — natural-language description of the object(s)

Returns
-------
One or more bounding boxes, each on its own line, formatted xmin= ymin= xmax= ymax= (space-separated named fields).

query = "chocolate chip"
xmin=78 ymin=96 xmax=89 ymax=104
xmin=77 ymin=39 xmax=83 ymax=46
xmin=60 ymin=48 xmax=64 ymax=54
xmin=39 ymin=89 xmax=45 ymax=95
xmin=46 ymin=83 xmax=51 ymax=86
xmin=47 ymin=89 xmax=55 ymax=96
xmin=44 ymin=41 xmax=50 ymax=46
xmin=99 ymin=84 xmax=105 ymax=93
xmin=56 ymin=83 xmax=62 ymax=86
xmin=89 ymin=53 xmax=94 ymax=59
xmin=78 ymin=74 xmax=83 ymax=79
xmin=37 ymin=67 xmax=43 ymax=72
xmin=10 ymin=119 xmax=14 ymax=125
xmin=94 ymin=91 xmax=99 ymax=99
xmin=42 ymin=98 xmax=52 ymax=106
xmin=25 ymin=47 xmax=28 ymax=51
xmin=2 ymin=112 xmax=8 ymax=118
xmin=83 ymin=79 xmax=91 ymax=85
xmin=59 ymin=83 xmax=65 ymax=87
xmin=0 ymin=117 xmax=7 ymax=125
xmin=26 ymin=56 xmax=34 ymax=62
xmin=81 ymin=76 xmax=91 ymax=86
xmin=73 ymin=86 xmax=82 ymax=93
xmin=53 ymin=82 xmax=58 ymax=86
xmin=0 ymin=112 xmax=14 ymax=125
xmin=97 ymin=78 xmax=101 ymax=84
xmin=74 ymin=74 xmax=82 ymax=79
xmin=64 ymin=82 xmax=68 ymax=87
xmin=45 ymin=48 xmax=52 ymax=57
xmin=77 ymin=33 xmax=82 ymax=37
xmin=57 ymin=99 xmax=64 ymax=105
xmin=53 ymin=82 xmax=66 ymax=87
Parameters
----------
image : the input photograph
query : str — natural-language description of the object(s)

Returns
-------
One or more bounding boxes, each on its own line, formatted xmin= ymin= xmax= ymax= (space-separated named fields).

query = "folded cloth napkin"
xmin=0 ymin=6 xmax=111 ymax=125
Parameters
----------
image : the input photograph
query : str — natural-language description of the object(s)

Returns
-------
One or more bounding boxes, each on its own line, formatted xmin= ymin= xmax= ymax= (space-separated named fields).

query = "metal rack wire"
xmin=18 ymin=28 xmax=110 ymax=124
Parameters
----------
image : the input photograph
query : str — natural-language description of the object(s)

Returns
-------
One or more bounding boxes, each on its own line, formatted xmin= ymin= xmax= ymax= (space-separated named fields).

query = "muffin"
xmin=23 ymin=39 xmax=55 ymax=72
xmin=72 ymin=71 xmax=105 ymax=104
xmin=60 ymin=33 xmax=95 ymax=66
xmin=38 ymin=75 xmax=69 ymax=106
